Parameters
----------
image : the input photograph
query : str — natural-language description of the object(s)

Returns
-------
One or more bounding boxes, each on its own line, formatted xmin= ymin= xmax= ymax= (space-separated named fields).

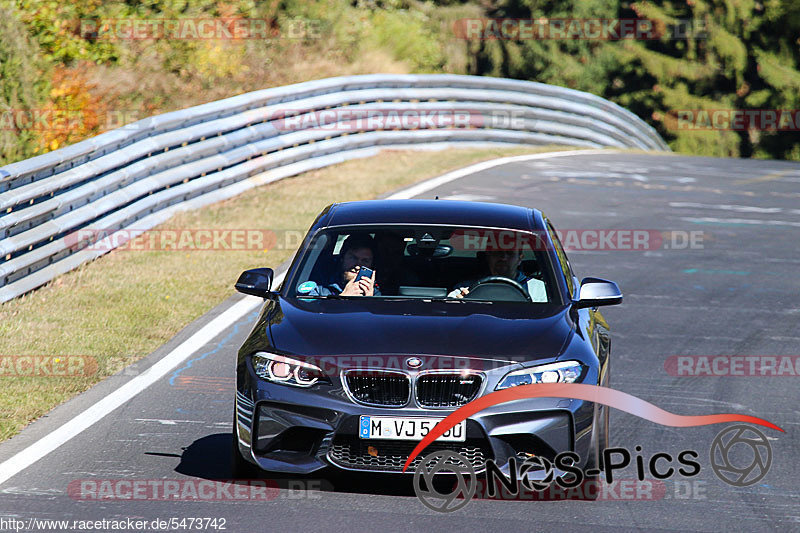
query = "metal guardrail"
xmin=0 ymin=74 xmax=669 ymax=303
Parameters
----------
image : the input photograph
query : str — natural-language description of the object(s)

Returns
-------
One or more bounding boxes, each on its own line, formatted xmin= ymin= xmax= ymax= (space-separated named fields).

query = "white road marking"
xmin=0 ymin=148 xmax=613 ymax=485
xmin=0 ymin=487 xmax=63 ymax=496
xmin=681 ymin=216 xmax=800 ymax=227
xmin=669 ymin=201 xmax=784 ymax=214
xmin=536 ymin=171 xmax=649 ymax=181
xmin=386 ymin=149 xmax=614 ymax=199
xmin=0 ymin=294 xmax=266 ymax=485
xmin=439 ymin=194 xmax=494 ymax=201
xmin=134 ymin=419 xmax=206 ymax=425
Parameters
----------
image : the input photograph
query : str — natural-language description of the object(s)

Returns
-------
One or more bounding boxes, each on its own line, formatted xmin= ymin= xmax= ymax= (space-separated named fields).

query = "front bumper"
xmin=235 ymin=369 xmax=597 ymax=474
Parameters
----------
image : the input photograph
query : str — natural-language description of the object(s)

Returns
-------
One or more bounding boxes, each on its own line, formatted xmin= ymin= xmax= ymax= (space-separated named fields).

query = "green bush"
xmin=0 ymin=4 xmax=50 ymax=165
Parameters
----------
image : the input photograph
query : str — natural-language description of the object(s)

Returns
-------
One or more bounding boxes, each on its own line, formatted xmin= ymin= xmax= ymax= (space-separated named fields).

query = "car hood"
xmin=266 ymin=297 xmax=574 ymax=366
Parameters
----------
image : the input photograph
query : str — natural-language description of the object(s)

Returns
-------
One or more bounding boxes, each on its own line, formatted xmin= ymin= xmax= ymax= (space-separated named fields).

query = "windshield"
xmin=287 ymin=225 xmax=558 ymax=303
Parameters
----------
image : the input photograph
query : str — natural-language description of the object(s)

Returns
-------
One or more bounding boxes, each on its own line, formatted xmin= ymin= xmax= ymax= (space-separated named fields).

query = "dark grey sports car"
xmin=232 ymin=199 xmax=621 ymax=479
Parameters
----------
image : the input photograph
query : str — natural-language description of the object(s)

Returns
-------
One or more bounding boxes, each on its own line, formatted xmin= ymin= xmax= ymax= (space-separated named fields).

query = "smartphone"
xmin=354 ymin=266 xmax=374 ymax=282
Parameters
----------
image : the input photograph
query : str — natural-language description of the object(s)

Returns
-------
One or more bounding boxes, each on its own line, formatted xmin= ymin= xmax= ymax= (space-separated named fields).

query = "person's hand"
xmin=340 ymin=269 xmax=376 ymax=296
xmin=447 ymin=287 xmax=469 ymax=299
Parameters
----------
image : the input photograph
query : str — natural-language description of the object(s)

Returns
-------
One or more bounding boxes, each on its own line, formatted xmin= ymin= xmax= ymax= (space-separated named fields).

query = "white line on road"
xmin=669 ymin=201 xmax=784 ymax=214
xmin=0 ymin=148 xmax=610 ymax=485
xmin=386 ymin=149 xmax=614 ymax=199
xmin=682 ymin=216 xmax=800 ymax=227
xmin=0 ymin=295 xmax=266 ymax=485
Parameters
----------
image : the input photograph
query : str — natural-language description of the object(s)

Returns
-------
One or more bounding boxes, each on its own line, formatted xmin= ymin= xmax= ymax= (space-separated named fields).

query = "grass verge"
xmin=0 ymin=144 xmax=579 ymax=441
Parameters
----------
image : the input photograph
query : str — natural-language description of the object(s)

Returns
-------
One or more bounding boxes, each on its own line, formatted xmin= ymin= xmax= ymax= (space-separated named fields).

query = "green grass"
xmin=0 ymin=144 xmax=579 ymax=441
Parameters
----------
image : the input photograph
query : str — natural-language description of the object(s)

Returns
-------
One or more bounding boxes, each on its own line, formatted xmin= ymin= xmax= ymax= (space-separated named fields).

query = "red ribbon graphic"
xmin=402 ymin=383 xmax=783 ymax=472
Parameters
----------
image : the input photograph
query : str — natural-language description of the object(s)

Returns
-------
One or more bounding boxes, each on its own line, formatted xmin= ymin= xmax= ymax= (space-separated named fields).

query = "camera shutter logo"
xmin=413 ymin=451 xmax=477 ymax=512
xmin=710 ymin=425 xmax=772 ymax=487
xmin=518 ymin=455 xmax=555 ymax=491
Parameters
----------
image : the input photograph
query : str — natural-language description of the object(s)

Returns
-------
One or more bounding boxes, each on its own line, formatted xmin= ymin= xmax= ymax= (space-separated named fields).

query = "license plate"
xmin=358 ymin=416 xmax=466 ymax=442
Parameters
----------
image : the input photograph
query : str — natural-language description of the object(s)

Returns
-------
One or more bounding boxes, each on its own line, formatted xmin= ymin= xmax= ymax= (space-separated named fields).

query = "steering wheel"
xmin=466 ymin=276 xmax=531 ymax=302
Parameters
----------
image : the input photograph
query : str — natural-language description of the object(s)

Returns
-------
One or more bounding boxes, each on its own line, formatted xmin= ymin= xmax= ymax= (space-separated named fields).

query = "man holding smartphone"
xmin=304 ymin=234 xmax=381 ymax=296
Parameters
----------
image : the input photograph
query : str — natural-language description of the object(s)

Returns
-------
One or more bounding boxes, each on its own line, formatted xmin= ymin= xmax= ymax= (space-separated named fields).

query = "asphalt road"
xmin=1 ymin=151 xmax=798 ymax=532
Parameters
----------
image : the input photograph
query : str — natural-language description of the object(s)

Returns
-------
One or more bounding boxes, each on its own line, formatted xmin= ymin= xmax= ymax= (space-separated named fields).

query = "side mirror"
xmin=235 ymin=268 xmax=274 ymax=298
xmin=574 ymin=277 xmax=622 ymax=308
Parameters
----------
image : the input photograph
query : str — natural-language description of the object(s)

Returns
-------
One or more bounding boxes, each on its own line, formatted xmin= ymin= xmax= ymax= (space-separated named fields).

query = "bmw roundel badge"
xmin=406 ymin=357 xmax=423 ymax=369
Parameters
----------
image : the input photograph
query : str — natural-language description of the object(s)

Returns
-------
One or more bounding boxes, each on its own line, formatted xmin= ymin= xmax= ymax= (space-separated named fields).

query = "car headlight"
xmin=496 ymin=361 xmax=583 ymax=390
xmin=251 ymin=352 xmax=327 ymax=387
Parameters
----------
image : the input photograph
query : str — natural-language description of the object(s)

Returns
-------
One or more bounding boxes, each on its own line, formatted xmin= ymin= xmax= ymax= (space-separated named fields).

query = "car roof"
xmin=324 ymin=200 xmax=541 ymax=231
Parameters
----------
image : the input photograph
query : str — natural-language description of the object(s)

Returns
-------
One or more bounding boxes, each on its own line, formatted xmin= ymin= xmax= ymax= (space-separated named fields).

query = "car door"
xmin=544 ymin=219 xmax=611 ymax=377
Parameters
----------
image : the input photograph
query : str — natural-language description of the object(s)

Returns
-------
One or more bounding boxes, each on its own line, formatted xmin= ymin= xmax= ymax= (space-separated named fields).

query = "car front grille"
xmin=328 ymin=436 xmax=491 ymax=472
xmin=343 ymin=370 xmax=410 ymax=407
xmin=416 ymin=372 xmax=483 ymax=408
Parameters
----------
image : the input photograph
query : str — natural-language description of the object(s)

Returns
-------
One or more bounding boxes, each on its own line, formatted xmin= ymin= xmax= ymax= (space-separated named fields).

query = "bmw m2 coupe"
xmin=232 ymin=200 xmax=622 ymax=478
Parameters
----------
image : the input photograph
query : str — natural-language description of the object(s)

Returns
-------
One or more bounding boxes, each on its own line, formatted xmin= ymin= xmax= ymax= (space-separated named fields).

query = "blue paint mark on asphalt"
xmin=168 ymin=308 xmax=260 ymax=386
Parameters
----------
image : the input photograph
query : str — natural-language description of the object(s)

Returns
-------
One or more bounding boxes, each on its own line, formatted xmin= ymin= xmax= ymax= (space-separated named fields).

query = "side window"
xmin=546 ymin=221 xmax=575 ymax=297
xmin=294 ymin=232 xmax=330 ymax=291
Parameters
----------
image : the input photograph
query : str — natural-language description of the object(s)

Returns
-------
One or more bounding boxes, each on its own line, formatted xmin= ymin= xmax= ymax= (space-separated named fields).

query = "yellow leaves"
xmin=37 ymin=63 xmax=106 ymax=156
xmin=191 ymin=42 xmax=244 ymax=82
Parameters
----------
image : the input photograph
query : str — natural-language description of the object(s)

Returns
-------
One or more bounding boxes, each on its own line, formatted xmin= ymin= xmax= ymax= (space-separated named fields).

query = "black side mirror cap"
xmin=235 ymin=268 xmax=274 ymax=298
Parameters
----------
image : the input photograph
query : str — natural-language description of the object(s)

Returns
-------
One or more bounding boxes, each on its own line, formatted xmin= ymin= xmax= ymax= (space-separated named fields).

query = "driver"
xmin=304 ymin=234 xmax=381 ymax=296
xmin=447 ymin=249 xmax=546 ymax=302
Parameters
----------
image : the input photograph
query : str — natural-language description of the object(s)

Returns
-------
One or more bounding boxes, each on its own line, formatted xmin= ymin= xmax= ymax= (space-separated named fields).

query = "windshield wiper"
xmin=427 ymin=298 xmax=493 ymax=304
xmin=296 ymin=295 xmax=493 ymax=303
xmin=296 ymin=294 xmax=350 ymax=299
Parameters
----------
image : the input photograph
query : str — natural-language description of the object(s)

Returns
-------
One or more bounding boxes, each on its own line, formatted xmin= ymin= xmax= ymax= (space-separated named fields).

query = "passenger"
xmin=305 ymin=234 xmax=381 ymax=296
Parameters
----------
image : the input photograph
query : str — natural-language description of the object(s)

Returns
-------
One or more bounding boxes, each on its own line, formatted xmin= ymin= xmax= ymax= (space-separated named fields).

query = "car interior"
xmin=299 ymin=227 xmax=551 ymax=302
